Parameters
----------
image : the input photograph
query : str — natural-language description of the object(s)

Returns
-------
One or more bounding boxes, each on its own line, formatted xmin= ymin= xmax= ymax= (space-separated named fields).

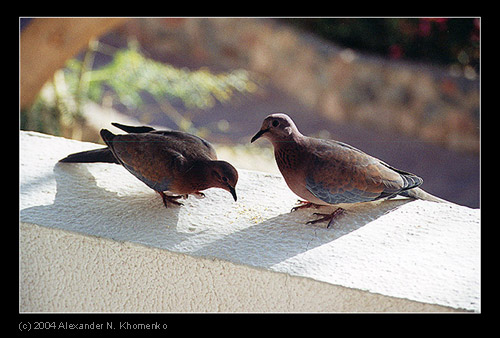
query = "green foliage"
xmin=89 ymin=48 xmax=256 ymax=110
xmin=21 ymin=69 xmax=85 ymax=137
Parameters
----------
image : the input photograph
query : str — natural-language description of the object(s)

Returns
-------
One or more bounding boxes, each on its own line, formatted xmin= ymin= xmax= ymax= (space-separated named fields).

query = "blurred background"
xmin=20 ymin=17 xmax=480 ymax=208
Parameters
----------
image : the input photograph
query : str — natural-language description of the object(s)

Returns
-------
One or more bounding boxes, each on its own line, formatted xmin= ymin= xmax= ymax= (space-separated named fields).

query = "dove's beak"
xmin=228 ymin=185 xmax=237 ymax=202
xmin=251 ymin=128 xmax=269 ymax=143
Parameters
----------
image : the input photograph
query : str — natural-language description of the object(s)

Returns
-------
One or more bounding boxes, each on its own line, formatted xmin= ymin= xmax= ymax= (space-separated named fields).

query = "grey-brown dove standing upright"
xmin=251 ymin=113 xmax=447 ymax=228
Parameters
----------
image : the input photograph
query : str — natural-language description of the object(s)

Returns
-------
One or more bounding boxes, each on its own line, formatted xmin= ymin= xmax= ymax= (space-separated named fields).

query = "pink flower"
xmin=418 ymin=20 xmax=432 ymax=37
xmin=389 ymin=44 xmax=404 ymax=59
xmin=471 ymin=18 xmax=480 ymax=42
xmin=419 ymin=18 xmax=448 ymax=35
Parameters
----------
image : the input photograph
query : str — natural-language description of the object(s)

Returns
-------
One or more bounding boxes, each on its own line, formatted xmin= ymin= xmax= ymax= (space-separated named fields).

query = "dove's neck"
xmin=270 ymin=130 xmax=305 ymax=149
xmin=183 ymin=160 xmax=213 ymax=191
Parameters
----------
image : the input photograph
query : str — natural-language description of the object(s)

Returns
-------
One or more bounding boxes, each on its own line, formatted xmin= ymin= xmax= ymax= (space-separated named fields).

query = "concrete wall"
xmin=21 ymin=222 xmax=462 ymax=312
xmin=20 ymin=131 xmax=480 ymax=312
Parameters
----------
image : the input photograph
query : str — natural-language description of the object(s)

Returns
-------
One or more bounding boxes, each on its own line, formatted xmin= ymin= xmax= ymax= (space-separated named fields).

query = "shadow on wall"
xmin=190 ymin=198 xmax=412 ymax=268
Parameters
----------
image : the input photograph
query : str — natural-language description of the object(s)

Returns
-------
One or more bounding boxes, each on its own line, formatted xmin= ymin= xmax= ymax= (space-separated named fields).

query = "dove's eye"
xmin=272 ymin=120 xmax=279 ymax=127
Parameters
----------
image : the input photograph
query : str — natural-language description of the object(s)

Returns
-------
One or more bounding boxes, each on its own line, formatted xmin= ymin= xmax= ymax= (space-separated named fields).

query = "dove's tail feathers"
xmin=400 ymin=173 xmax=424 ymax=191
xmin=381 ymin=162 xmax=423 ymax=191
xmin=399 ymin=187 xmax=449 ymax=203
xmin=111 ymin=122 xmax=155 ymax=134
xmin=100 ymin=128 xmax=115 ymax=143
xmin=59 ymin=148 xmax=118 ymax=164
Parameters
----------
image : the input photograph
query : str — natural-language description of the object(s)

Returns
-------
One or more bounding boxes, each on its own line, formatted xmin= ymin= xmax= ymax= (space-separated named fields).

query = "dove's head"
xmin=208 ymin=160 xmax=238 ymax=202
xmin=250 ymin=113 xmax=301 ymax=144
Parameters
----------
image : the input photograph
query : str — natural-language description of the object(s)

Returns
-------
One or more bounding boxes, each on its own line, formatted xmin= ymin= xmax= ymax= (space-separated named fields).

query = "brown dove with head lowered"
xmin=60 ymin=123 xmax=238 ymax=207
xmin=251 ymin=113 xmax=447 ymax=228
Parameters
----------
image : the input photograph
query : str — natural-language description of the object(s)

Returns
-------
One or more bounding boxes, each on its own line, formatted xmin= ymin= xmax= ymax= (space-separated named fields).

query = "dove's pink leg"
xmin=306 ymin=207 xmax=346 ymax=229
xmin=291 ymin=200 xmax=322 ymax=212
xmin=158 ymin=191 xmax=184 ymax=208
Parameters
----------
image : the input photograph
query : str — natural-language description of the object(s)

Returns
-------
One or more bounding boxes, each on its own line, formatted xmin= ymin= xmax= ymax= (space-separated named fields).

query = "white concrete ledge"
xmin=20 ymin=131 xmax=480 ymax=312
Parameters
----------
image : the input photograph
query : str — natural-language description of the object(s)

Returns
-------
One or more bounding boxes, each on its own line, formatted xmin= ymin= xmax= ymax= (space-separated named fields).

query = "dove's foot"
xmin=291 ymin=200 xmax=322 ymax=212
xmin=158 ymin=191 xmax=184 ymax=208
xmin=306 ymin=207 xmax=346 ymax=228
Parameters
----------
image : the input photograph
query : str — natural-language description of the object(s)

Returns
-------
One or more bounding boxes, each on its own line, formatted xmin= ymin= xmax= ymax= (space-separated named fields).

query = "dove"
xmin=251 ymin=113 xmax=446 ymax=228
xmin=59 ymin=123 xmax=238 ymax=207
